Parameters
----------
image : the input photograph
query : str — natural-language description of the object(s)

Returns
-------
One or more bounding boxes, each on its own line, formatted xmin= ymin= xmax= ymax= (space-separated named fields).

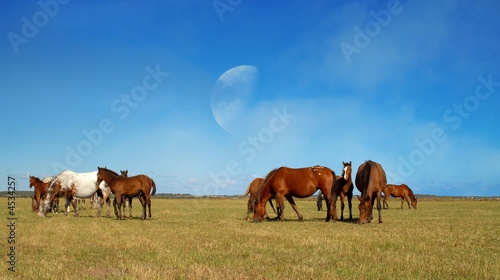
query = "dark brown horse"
xmin=29 ymin=176 xmax=54 ymax=211
xmin=383 ymin=184 xmax=417 ymax=209
xmin=355 ymin=160 xmax=387 ymax=224
xmin=253 ymin=166 xmax=339 ymax=222
xmin=96 ymin=167 xmax=156 ymax=220
xmin=244 ymin=178 xmax=276 ymax=221
xmin=336 ymin=161 xmax=353 ymax=221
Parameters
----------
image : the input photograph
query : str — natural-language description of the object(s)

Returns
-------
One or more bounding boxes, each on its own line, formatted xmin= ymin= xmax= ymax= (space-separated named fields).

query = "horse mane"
xmin=252 ymin=168 xmax=280 ymax=207
xmin=406 ymin=184 xmax=415 ymax=200
xmin=357 ymin=160 xmax=374 ymax=203
xmin=31 ymin=176 xmax=43 ymax=183
xmin=99 ymin=167 xmax=120 ymax=176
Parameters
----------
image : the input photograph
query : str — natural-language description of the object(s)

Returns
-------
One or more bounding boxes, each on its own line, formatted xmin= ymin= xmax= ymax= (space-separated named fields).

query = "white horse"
xmin=38 ymin=170 xmax=111 ymax=218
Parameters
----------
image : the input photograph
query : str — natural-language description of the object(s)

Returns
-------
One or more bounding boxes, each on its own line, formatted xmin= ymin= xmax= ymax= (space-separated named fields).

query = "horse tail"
xmin=252 ymin=168 xmax=280 ymax=208
xmin=243 ymin=182 xmax=252 ymax=196
xmin=150 ymin=179 xmax=156 ymax=196
xmin=357 ymin=161 xmax=373 ymax=204
xmin=329 ymin=169 xmax=339 ymax=203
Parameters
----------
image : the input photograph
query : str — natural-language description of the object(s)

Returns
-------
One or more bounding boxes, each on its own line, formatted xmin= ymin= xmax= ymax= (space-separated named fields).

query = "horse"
xmin=29 ymin=176 xmax=54 ymax=211
xmin=38 ymin=170 xmax=112 ymax=218
xmin=336 ymin=161 xmax=353 ymax=221
xmin=96 ymin=167 xmax=156 ymax=220
xmin=355 ymin=160 xmax=387 ymax=224
xmin=383 ymin=184 xmax=417 ymax=209
xmin=243 ymin=178 xmax=276 ymax=222
xmin=253 ymin=165 xmax=339 ymax=222
xmin=316 ymin=192 xmax=324 ymax=211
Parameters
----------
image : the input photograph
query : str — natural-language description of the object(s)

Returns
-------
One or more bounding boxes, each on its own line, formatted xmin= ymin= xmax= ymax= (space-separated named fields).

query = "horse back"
xmin=356 ymin=161 xmax=387 ymax=199
xmin=277 ymin=166 xmax=333 ymax=198
xmin=114 ymin=174 xmax=154 ymax=194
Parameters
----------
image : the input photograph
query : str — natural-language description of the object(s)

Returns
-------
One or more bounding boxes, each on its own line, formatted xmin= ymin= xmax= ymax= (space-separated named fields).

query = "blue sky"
xmin=2 ymin=0 xmax=499 ymax=196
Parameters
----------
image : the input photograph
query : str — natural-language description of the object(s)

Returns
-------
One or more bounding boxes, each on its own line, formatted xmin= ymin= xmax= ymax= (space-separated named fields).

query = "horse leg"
xmin=71 ymin=198 xmax=79 ymax=217
xmin=383 ymin=195 xmax=389 ymax=209
xmin=275 ymin=194 xmax=285 ymax=221
xmin=329 ymin=189 xmax=339 ymax=222
xmin=95 ymin=195 xmax=103 ymax=218
xmin=129 ymin=197 xmax=133 ymax=218
xmin=64 ymin=197 xmax=71 ymax=216
xmin=246 ymin=199 xmax=252 ymax=222
xmin=340 ymin=193 xmax=345 ymax=221
xmin=377 ymin=192 xmax=383 ymax=223
xmin=405 ymin=196 xmax=411 ymax=209
xmin=122 ymin=199 xmax=126 ymax=217
xmin=285 ymin=195 xmax=303 ymax=221
xmin=113 ymin=199 xmax=118 ymax=217
xmin=268 ymin=198 xmax=276 ymax=214
xmin=117 ymin=195 xmax=124 ymax=220
xmin=401 ymin=197 xmax=404 ymax=209
xmin=347 ymin=194 xmax=353 ymax=220
xmin=139 ymin=195 xmax=147 ymax=220
xmin=147 ymin=196 xmax=152 ymax=220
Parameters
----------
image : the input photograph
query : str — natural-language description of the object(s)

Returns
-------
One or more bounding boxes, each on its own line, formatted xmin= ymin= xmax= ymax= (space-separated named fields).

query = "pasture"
xmin=1 ymin=197 xmax=499 ymax=279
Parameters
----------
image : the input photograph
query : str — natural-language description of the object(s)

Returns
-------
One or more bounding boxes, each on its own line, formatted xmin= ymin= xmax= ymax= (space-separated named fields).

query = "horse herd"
xmin=29 ymin=161 xmax=417 ymax=224
xmin=30 ymin=167 xmax=156 ymax=220
xmin=245 ymin=160 xmax=417 ymax=224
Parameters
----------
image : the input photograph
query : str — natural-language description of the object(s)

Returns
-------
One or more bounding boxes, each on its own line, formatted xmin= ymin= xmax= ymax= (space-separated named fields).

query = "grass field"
xmin=1 ymin=197 xmax=499 ymax=279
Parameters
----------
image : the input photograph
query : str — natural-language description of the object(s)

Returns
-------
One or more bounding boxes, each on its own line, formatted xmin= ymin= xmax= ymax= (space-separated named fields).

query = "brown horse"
xmin=243 ymin=178 xmax=276 ymax=221
xmin=383 ymin=184 xmax=417 ymax=209
xmin=29 ymin=176 xmax=54 ymax=211
xmin=355 ymin=160 xmax=387 ymax=224
xmin=253 ymin=166 xmax=339 ymax=222
xmin=336 ymin=161 xmax=353 ymax=221
xmin=96 ymin=167 xmax=156 ymax=220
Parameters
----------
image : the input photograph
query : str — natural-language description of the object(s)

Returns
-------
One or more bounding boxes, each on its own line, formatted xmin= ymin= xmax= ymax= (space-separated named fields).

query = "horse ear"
xmin=349 ymin=161 xmax=351 ymax=165
xmin=357 ymin=195 xmax=362 ymax=201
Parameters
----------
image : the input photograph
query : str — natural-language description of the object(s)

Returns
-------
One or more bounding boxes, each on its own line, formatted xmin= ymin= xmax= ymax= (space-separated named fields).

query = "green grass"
xmin=1 ymin=198 xmax=499 ymax=279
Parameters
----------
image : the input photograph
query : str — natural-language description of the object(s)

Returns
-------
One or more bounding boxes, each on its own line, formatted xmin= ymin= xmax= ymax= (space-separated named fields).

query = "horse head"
xmin=411 ymin=196 xmax=418 ymax=209
xmin=342 ymin=161 xmax=352 ymax=180
xmin=37 ymin=179 xmax=59 ymax=217
xmin=358 ymin=194 xmax=373 ymax=224
xmin=29 ymin=175 xmax=37 ymax=189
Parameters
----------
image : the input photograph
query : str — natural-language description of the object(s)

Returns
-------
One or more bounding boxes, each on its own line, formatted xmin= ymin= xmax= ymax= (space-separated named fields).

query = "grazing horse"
xmin=383 ymin=184 xmax=417 ymax=209
xmin=38 ymin=170 xmax=111 ymax=218
xmin=33 ymin=196 xmax=59 ymax=213
xmin=243 ymin=178 xmax=276 ymax=221
xmin=253 ymin=166 xmax=339 ymax=222
xmin=355 ymin=160 xmax=387 ymax=224
xmin=337 ymin=161 xmax=353 ymax=221
xmin=96 ymin=167 xmax=156 ymax=220
xmin=29 ymin=176 xmax=55 ymax=211
xmin=316 ymin=192 xmax=324 ymax=211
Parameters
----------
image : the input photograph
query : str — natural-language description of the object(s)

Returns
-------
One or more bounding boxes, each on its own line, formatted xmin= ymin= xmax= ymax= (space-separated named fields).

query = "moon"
xmin=210 ymin=65 xmax=259 ymax=135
